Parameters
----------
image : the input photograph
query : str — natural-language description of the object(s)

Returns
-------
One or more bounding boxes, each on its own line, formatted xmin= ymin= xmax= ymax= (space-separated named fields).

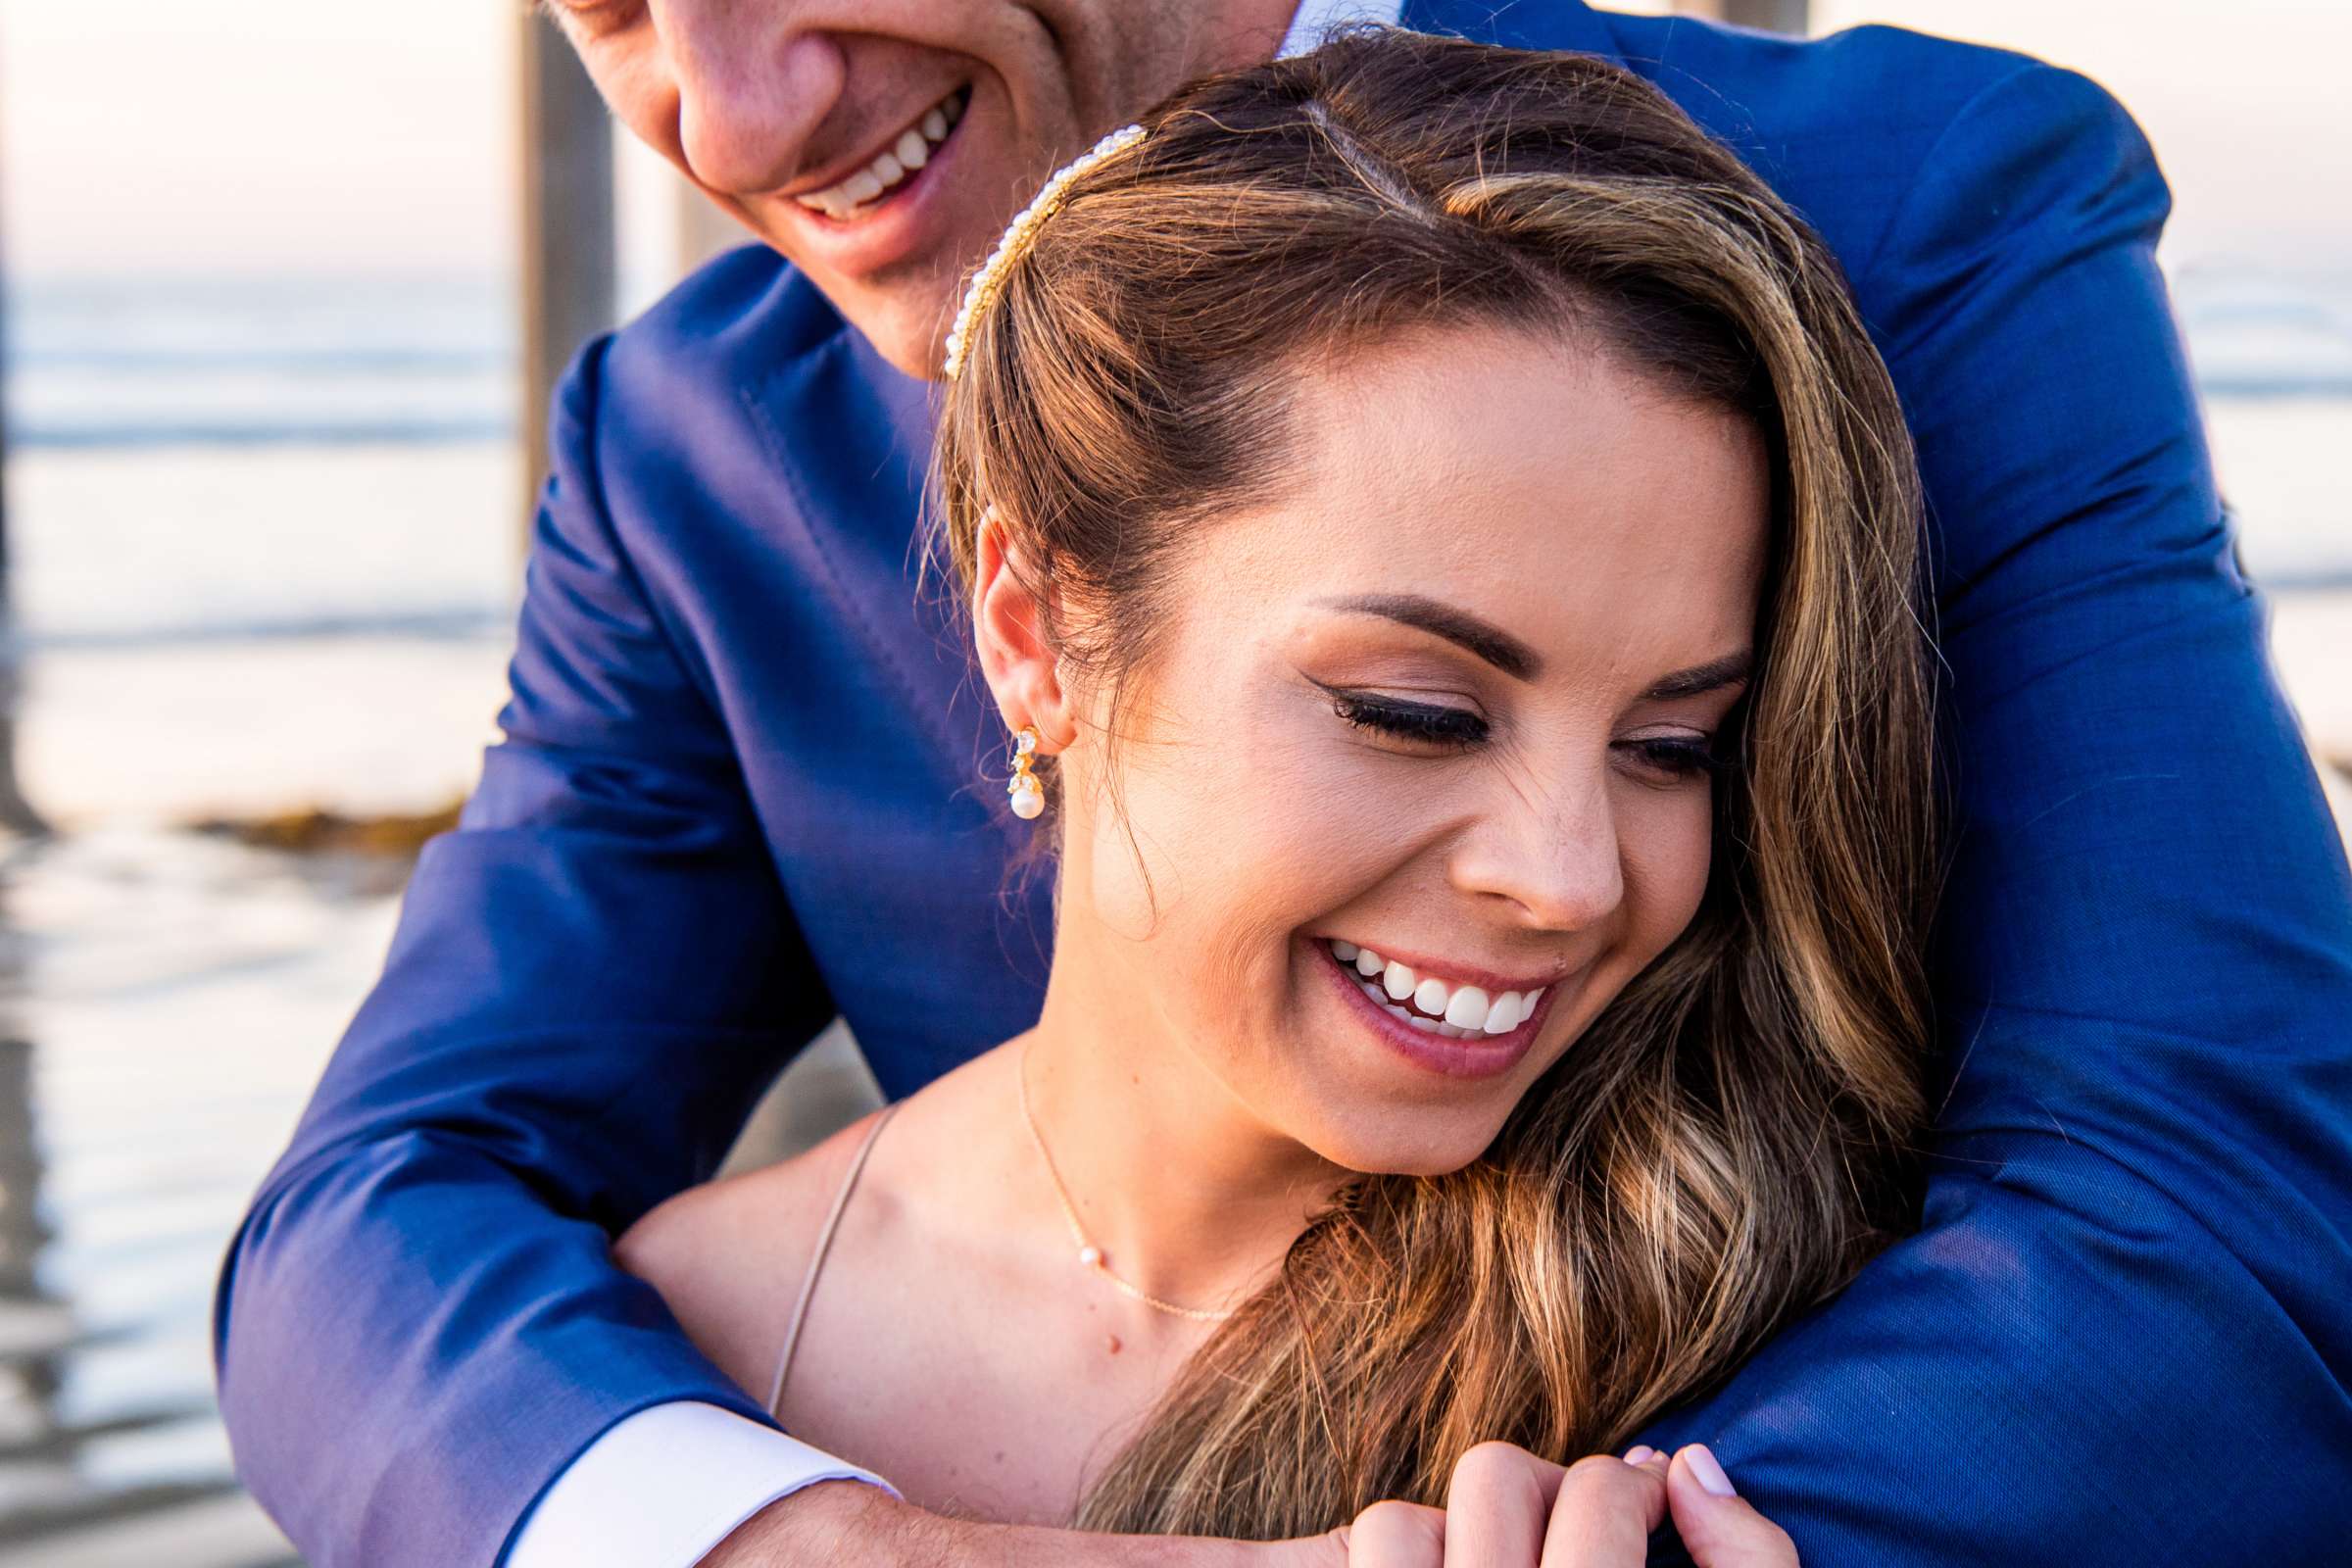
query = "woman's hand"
xmin=1611 ymin=1444 xmax=1798 ymax=1568
xmin=1331 ymin=1441 xmax=1798 ymax=1567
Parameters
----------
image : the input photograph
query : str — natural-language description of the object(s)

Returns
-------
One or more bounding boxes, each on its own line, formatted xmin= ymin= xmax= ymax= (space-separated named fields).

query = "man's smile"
xmin=787 ymin=83 xmax=970 ymax=221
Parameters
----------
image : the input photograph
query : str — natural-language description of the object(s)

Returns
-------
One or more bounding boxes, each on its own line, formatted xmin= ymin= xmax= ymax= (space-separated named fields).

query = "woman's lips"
xmin=1324 ymin=937 xmax=1548 ymax=1034
xmin=1317 ymin=939 xmax=1559 ymax=1081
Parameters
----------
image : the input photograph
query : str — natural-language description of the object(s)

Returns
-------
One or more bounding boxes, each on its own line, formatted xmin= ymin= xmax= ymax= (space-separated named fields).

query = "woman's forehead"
xmin=1183 ymin=326 xmax=1770 ymax=674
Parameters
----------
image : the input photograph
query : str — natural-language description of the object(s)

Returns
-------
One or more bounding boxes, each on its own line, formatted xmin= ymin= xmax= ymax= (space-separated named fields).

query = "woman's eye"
xmin=1620 ymin=735 xmax=1724 ymax=783
xmin=1327 ymin=691 xmax=1488 ymax=750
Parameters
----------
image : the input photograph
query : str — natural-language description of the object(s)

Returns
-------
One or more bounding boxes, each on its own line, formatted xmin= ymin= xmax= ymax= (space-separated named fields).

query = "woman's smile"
xmin=1311 ymin=934 xmax=1566 ymax=1080
xmin=1322 ymin=936 xmax=1555 ymax=1035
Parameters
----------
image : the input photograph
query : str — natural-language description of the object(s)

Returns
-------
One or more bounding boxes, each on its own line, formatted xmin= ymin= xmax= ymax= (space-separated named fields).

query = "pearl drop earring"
xmin=1006 ymin=725 xmax=1046 ymax=820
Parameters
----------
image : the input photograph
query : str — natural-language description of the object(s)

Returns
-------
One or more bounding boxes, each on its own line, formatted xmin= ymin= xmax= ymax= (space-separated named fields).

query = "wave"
xmin=14 ymin=417 xmax=513 ymax=450
xmin=2196 ymin=374 xmax=2352 ymax=399
xmin=15 ymin=608 xmax=514 ymax=652
xmin=4 ymin=270 xmax=2346 ymax=450
xmin=12 ymin=345 xmax=509 ymax=374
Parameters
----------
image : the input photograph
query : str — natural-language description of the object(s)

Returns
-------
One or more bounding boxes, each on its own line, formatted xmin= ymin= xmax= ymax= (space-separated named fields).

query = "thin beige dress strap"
xmin=765 ymin=1102 xmax=901 ymax=1417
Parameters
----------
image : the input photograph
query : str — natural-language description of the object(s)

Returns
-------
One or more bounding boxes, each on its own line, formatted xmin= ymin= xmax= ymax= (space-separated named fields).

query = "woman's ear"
xmin=972 ymin=510 xmax=1078 ymax=752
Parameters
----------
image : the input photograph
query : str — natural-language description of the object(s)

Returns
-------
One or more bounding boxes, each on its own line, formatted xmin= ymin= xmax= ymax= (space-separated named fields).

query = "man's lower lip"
xmin=1317 ymin=943 xmax=1550 ymax=1081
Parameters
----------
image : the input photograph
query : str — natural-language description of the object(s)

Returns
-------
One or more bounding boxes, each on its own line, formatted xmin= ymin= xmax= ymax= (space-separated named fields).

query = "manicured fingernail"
xmin=1623 ymin=1445 xmax=1656 ymax=1465
xmin=1682 ymin=1444 xmax=1737 ymax=1497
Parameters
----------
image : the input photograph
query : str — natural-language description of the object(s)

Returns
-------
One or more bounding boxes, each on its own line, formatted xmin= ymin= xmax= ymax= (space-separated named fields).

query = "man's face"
xmin=546 ymin=1 xmax=1298 ymax=378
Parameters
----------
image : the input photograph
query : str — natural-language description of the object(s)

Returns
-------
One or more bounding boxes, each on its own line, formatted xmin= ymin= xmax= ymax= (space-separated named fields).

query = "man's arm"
xmin=1629 ymin=64 xmax=2352 ymax=1565
xmin=215 ymin=337 xmax=846 ymax=1567
xmin=511 ymin=1404 xmax=900 ymax=1568
xmin=213 ymin=330 xmax=1348 ymax=1568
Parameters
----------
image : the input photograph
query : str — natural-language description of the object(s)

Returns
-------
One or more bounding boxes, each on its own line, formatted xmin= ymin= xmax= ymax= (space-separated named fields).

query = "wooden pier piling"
xmin=0 ymin=36 xmax=50 ymax=838
xmin=516 ymin=10 xmax=618 ymax=536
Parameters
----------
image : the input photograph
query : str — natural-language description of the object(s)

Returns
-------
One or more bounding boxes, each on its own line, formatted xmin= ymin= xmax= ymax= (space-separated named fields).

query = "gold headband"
xmin=941 ymin=122 xmax=1149 ymax=380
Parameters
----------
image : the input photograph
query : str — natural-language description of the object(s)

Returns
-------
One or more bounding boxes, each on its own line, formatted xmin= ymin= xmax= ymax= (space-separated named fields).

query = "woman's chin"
xmin=1293 ymin=1110 xmax=1508 ymax=1180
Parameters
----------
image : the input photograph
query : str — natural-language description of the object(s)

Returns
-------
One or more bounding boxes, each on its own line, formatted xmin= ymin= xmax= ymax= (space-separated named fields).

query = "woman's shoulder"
xmin=614 ymin=1107 xmax=896 ymax=1402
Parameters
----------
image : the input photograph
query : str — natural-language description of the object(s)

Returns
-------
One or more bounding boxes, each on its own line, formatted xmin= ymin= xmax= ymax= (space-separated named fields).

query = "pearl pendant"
xmin=1078 ymin=1245 xmax=1103 ymax=1268
xmin=1005 ymin=724 xmax=1047 ymax=820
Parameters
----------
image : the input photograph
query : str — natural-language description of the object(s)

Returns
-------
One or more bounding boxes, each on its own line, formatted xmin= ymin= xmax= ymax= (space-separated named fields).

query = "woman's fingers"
xmin=1663 ymin=1445 xmax=1799 ymax=1568
xmin=1442 ymin=1441 xmax=1567 ymax=1568
xmin=1538 ymin=1452 xmax=1669 ymax=1566
xmin=1341 ymin=1498 xmax=1448 ymax=1568
xmin=1316 ymin=1441 xmax=1794 ymax=1568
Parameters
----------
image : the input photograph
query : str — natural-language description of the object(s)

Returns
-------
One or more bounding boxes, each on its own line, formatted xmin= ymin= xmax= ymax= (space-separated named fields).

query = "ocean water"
xmin=6 ymin=276 xmax=521 ymax=654
xmin=2174 ymin=265 xmax=2352 ymax=589
xmin=0 ymin=267 xmax=2344 ymax=1564
xmin=2 ymin=268 xmax=2347 ymax=660
xmin=7 ymin=275 xmax=513 ymax=453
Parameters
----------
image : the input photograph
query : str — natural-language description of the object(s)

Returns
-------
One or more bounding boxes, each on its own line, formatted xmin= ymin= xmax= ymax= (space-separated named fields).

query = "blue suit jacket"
xmin=216 ymin=4 xmax=2352 ymax=1563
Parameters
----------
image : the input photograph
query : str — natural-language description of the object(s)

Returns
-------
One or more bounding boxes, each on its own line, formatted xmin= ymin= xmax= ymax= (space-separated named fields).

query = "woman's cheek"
xmin=1620 ymin=785 xmax=1717 ymax=956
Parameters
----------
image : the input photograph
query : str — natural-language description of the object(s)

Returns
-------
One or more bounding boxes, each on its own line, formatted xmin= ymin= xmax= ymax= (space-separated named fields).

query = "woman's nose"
xmin=662 ymin=4 xmax=845 ymax=196
xmin=1449 ymin=773 xmax=1628 ymax=933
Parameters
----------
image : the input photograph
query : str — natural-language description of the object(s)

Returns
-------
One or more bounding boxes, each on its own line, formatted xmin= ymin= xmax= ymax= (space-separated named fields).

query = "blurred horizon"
xmin=4 ymin=0 xmax=2352 ymax=276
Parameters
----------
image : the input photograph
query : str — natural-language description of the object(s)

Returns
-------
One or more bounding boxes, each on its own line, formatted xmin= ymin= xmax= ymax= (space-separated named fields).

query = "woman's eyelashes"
xmin=1320 ymin=682 xmax=1723 ymax=783
xmin=1324 ymin=689 xmax=1490 ymax=750
xmin=1619 ymin=735 xmax=1725 ymax=783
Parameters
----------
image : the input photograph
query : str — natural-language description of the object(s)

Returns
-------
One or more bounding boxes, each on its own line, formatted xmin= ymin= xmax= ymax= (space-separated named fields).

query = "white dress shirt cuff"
xmin=507 ymin=1400 xmax=900 ymax=1568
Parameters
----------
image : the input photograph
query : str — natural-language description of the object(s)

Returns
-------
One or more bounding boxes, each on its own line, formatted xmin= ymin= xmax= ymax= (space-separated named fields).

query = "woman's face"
xmin=1035 ymin=321 xmax=1769 ymax=1177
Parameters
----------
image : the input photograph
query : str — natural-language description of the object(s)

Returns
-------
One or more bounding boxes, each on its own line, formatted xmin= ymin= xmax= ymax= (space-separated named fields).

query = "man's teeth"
xmin=1328 ymin=939 xmax=1545 ymax=1040
xmin=794 ymin=87 xmax=966 ymax=220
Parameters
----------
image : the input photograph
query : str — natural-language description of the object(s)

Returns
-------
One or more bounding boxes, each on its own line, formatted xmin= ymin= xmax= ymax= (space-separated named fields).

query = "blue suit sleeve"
xmin=1635 ymin=66 xmax=2352 ymax=1564
xmin=213 ymin=338 xmax=833 ymax=1568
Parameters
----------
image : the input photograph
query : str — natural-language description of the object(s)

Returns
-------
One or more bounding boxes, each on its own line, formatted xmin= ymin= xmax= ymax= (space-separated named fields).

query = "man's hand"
xmin=701 ymin=1443 xmax=1796 ymax=1568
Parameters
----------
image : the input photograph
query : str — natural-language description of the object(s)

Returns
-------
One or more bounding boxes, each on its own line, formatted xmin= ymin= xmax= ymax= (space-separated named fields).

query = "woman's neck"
xmin=1016 ymin=966 xmax=1345 ymax=1320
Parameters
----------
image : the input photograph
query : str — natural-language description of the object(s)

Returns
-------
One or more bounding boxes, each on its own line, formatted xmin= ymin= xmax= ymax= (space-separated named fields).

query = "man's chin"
xmin=782 ymin=259 xmax=957 ymax=382
xmin=882 ymin=279 xmax=978 ymax=379
xmin=865 ymin=318 xmax=955 ymax=382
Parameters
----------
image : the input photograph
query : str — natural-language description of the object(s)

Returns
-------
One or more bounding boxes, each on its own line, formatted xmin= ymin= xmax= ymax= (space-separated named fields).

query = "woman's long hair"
xmin=933 ymin=29 xmax=1937 ymax=1539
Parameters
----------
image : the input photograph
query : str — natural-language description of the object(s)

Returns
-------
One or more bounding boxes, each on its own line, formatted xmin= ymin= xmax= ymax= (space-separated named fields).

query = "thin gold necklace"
xmin=1015 ymin=1048 xmax=1240 ymax=1323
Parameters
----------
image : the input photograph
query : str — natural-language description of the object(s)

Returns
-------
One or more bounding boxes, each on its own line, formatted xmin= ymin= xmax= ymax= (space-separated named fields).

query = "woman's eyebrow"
xmin=1313 ymin=595 xmax=1753 ymax=704
xmin=1643 ymin=650 xmax=1753 ymax=700
xmin=1316 ymin=593 xmax=1542 ymax=680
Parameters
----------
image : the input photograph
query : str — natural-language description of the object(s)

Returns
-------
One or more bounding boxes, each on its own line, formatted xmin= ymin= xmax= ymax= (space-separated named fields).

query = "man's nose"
xmin=1449 ymin=771 xmax=1628 ymax=934
xmin=662 ymin=3 xmax=844 ymax=195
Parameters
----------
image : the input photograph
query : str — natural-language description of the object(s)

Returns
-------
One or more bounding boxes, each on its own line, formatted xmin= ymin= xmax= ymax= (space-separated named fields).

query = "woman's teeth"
xmin=794 ymin=86 xmax=967 ymax=220
xmin=1328 ymin=939 xmax=1544 ymax=1040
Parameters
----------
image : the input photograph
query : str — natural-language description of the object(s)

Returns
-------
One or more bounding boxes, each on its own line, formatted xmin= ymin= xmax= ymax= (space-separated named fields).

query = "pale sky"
xmin=0 ymin=0 xmax=2345 ymax=279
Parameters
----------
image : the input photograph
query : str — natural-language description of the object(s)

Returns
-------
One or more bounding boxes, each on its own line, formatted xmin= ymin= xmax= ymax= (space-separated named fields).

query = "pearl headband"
xmin=941 ymin=122 xmax=1150 ymax=380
